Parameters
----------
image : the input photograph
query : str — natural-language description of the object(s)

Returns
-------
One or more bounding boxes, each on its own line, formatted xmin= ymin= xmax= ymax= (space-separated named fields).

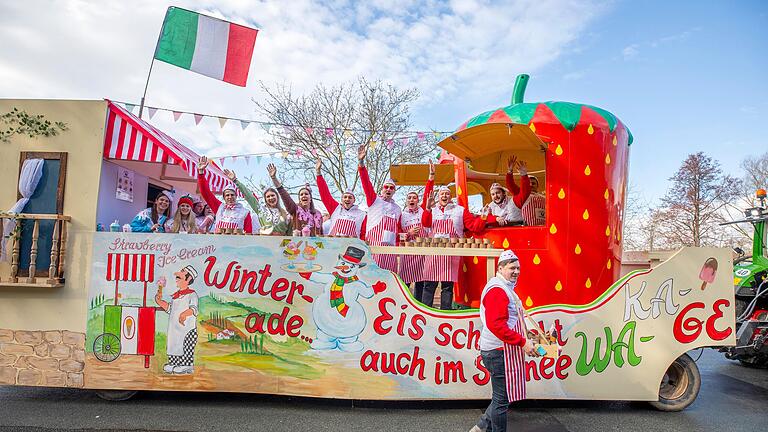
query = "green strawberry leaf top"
xmin=457 ymin=74 xmax=633 ymax=144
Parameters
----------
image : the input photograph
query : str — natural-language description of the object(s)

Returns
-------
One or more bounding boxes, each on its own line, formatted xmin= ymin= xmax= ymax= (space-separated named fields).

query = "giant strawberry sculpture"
xmin=450 ymin=74 xmax=633 ymax=308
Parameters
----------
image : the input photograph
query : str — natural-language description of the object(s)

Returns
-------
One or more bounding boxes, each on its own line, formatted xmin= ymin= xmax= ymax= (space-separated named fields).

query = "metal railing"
xmin=1 ymin=213 xmax=71 ymax=287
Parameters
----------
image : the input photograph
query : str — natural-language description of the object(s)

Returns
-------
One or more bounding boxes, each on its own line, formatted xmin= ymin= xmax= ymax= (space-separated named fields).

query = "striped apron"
xmin=399 ymin=209 xmax=425 ymax=284
xmin=329 ymin=206 xmax=365 ymax=238
xmin=330 ymin=218 xmax=357 ymax=237
xmin=503 ymin=306 xmax=527 ymax=402
xmin=367 ymin=215 xmax=399 ymax=272
xmin=423 ymin=218 xmax=460 ymax=281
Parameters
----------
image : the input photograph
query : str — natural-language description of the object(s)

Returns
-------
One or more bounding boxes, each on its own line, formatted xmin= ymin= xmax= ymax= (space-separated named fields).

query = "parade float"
xmin=0 ymin=77 xmax=736 ymax=411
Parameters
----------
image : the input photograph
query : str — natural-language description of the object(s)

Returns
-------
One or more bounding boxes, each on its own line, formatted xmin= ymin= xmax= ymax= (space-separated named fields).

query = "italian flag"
xmin=154 ymin=7 xmax=258 ymax=87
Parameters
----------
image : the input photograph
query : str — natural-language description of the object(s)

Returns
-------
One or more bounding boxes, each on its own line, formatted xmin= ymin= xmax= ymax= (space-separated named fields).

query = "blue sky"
xmin=1 ymin=0 xmax=766 ymax=205
xmin=415 ymin=0 xmax=768 ymax=204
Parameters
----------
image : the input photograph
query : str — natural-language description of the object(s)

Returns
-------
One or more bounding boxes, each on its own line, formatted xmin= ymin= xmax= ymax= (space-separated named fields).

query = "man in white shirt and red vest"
xmin=399 ymin=190 xmax=428 ymax=302
xmin=521 ymin=175 xmax=545 ymax=226
xmin=485 ymin=156 xmax=531 ymax=226
xmin=316 ymin=159 xmax=367 ymax=238
xmin=470 ymin=250 xmax=540 ymax=432
xmin=357 ymin=145 xmax=401 ymax=272
xmin=421 ymin=160 xmax=496 ymax=309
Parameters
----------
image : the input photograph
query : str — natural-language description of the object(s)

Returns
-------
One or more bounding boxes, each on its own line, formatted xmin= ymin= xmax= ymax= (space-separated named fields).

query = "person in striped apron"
xmin=399 ymin=191 xmax=427 ymax=302
xmin=470 ymin=250 xmax=540 ymax=432
xmin=197 ymin=156 xmax=254 ymax=233
xmin=315 ymin=159 xmax=367 ymax=238
xmin=357 ymin=144 xmax=401 ymax=272
xmin=521 ymin=175 xmax=546 ymax=226
xmin=484 ymin=156 xmax=531 ymax=226
xmin=422 ymin=160 xmax=497 ymax=309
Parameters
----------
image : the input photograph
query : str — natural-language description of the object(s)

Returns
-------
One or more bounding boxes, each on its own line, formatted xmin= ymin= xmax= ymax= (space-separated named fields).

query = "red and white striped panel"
xmin=103 ymin=100 xmax=236 ymax=193
xmin=106 ymin=253 xmax=156 ymax=282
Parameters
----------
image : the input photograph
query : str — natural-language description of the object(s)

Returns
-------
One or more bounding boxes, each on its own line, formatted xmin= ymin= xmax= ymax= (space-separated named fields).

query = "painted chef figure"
xmin=315 ymin=158 xmax=367 ymax=238
xmin=155 ymin=265 xmax=199 ymax=374
xmin=357 ymin=144 xmax=401 ymax=272
xmin=300 ymin=246 xmax=385 ymax=352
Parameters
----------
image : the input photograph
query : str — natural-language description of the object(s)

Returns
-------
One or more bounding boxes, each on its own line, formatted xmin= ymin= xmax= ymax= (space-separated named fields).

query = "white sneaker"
xmin=172 ymin=365 xmax=194 ymax=374
xmin=468 ymin=426 xmax=483 ymax=432
xmin=162 ymin=364 xmax=174 ymax=374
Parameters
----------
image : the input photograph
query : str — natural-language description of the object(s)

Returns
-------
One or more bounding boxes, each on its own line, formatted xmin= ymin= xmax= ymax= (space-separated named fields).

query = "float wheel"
xmin=95 ymin=390 xmax=138 ymax=401
xmin=93 ymin=333 xmax=121 ymax=362
xmin=649 ymin=353 xmax=701 ymax=411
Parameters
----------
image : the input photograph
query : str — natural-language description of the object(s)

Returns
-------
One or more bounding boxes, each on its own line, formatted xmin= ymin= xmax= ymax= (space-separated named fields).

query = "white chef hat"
xmin=490 ymin=183 xmax=507 ymax=193
xmin=499 ymin=250 xmax=519 ymax=263
xmin=181 ymin=265 xmax=198 ymax=283
xmin=382 ymin=178 xmax=397 ymax=187
xmin=437 ymin=185 xmax=451 ymax=193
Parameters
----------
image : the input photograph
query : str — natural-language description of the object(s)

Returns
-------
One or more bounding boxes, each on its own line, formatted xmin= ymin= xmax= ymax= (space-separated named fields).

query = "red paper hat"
xmin=178 ymin=195 xmax=194 ymax=208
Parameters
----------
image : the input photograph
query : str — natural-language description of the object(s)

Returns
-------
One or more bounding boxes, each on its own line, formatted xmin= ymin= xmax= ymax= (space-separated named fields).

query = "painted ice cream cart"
xmin=92 ymin=253 xmax=158 ymax=368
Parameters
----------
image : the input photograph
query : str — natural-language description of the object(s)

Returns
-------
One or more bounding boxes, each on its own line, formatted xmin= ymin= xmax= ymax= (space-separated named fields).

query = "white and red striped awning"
xmin=106 ymin=253 xmax=156 ymax=282
xmin=103 ymin=100 xmax=234 ymax=193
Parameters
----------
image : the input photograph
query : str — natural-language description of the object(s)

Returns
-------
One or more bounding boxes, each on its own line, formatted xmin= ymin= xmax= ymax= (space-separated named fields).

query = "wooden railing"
xmin=0 ymin=213 xmax=71 ymax=287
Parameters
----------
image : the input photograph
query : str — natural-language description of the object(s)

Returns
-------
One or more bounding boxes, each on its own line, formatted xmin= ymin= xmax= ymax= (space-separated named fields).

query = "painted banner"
xmin=84 ymin=233 xmax=735 ymax=400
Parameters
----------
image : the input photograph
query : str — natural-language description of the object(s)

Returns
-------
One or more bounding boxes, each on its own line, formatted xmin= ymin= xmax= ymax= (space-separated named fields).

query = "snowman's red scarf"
xmin=329 ymin=272 xmax=358 ymax=317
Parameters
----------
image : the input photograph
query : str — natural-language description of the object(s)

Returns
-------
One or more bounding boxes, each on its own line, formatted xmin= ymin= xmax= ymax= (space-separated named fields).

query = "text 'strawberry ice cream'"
xmin=699 ymin=257 xmax=718 ymax=290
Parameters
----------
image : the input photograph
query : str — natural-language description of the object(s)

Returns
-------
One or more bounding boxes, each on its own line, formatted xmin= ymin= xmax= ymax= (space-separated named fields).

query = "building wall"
xmin=0 ymin=99 xmax=107 ymax=333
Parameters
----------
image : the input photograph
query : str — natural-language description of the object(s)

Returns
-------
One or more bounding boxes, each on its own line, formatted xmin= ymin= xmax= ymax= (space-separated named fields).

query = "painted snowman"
xmin=301 ymin=246 xmax=385 ymax=352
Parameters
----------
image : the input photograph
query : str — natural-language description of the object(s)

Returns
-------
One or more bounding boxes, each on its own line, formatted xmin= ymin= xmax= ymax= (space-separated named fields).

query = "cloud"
xmin=0 ymin=0 xmax=607 ymax=162
xmin=622 ymin=44 xmax=640 ymax=61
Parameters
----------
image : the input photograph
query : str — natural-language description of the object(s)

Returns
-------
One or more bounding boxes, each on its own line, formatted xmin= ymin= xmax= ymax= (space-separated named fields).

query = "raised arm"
xmin=268 ymin=162 xmax=298 ymax=215
xmin=463 ymin=207 xmax=495 ymax=233
xmin=357 ymin=144 xmax=377 ymax=206
xmin=197 ymin=156 xmax=222 ymax=213
xmin=505 ymin=155 xmax=520 ymax=195
xmin=224 ymin=169 xmax=261 ymax=214
xmin=421 ymin=160 xmax=435 ymax=227
xmin=512 ymin=161 xmax=531 ymax=209
xmin=315 ymin=159 xmax=339 ymax=214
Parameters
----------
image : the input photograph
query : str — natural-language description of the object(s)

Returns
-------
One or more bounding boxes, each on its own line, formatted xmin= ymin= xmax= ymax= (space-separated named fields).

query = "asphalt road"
xmin=0 ymin=350 xmax=765 ymax=432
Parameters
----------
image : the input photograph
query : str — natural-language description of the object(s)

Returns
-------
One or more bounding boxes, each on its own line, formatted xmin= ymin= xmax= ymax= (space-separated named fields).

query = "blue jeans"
xmin=476 ymin=349 xmax=508 ymax=432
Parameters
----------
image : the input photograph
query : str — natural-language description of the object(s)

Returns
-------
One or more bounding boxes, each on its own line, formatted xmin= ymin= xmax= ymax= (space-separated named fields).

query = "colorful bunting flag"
xmin=172 ymin=111 xmax=183 ymax=122
xmin=281 ymin=151 xmax=289 ymax=158
xmin=244 ymin=155 xmax=250 ymax=164
xmin=148 ymin=107 xmax=158 ymax=119
xmin=325 ymin=128 xmax=334 ymax=137
xmin=417 ymin=132 xmax=425 ymax=141
xmin=125 ymin=103 xmax=135 ymax=113
xmin=240 ymin=120 xmax=250 ymax=130
xmin=304 ymin=127 xmax=314 ymax=136
xmin=386 ymin=139 xmax=394 ymax=149
xmin=343 ymin=129 xmax=353 ymax=138
xmin=296 ymin=148 xmax=304 ymax=157
xmin=194 ymin=114 xmax=204 ymax=125
xmin=219 ymin=158 xmax=225 ymax=166
xmin=311 ymin=148 xmax=318 ymax=157
xmin=218 ymin=117 xmax=228 ymax=128
xmin=401 ymin=137 xmax=409 ymax=145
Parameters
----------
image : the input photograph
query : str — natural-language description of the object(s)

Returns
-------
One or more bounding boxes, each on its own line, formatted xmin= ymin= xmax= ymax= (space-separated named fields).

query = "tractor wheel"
xmin=93 ymin=333 xmax=121 ymax=362
xmin=95 ymin=390 xmax=138 ymax=401
xmin=649 ymin=353 xmax=701 ymax=411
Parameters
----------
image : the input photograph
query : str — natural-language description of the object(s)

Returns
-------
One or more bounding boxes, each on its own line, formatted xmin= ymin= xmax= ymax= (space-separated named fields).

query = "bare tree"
xmin=252 ymin=78 xmax=432 ymax=198
xmin=655 ymin=152 xmax=740 ymax=247
xmin=723 ymin=152 xmax=768 ymax=242
xmin=621 ymin=183 xmax=651 ymax=251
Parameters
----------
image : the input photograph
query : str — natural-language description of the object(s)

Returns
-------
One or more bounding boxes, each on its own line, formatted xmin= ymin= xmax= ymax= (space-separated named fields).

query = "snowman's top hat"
xmin=341 ymin=246 xmax=366 ymax=266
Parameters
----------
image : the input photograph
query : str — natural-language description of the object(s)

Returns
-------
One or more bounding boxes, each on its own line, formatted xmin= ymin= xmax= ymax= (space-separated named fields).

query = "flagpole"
xmin=138 ymin=7 xmax=170 ymax=119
